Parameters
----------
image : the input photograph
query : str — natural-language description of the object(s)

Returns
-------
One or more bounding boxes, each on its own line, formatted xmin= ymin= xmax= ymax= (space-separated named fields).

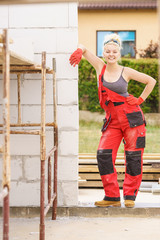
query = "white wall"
xmin=0 ymin=2 xmax=79 ymax=206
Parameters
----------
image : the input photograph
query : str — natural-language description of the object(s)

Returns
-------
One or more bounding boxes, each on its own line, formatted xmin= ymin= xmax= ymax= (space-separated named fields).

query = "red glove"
xmin=126 ymin=95 xmax=144 ymax=105
xmin=69 ymin=48 xmax=83 ymax=67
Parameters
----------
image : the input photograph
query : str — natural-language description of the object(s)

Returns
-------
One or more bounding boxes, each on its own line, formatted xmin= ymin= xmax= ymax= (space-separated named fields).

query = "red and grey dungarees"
xmin=97 ymin=64 xmax=146 ymax=201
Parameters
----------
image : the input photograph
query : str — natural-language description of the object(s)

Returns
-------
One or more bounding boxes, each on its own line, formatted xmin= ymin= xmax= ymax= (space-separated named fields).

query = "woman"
xmin=69 ymin=33 xmax=156 ymax=208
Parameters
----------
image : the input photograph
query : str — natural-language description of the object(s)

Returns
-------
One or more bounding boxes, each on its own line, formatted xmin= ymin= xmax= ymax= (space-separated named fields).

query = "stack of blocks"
xmin=0 ymin=2 xmax=79 ymax=207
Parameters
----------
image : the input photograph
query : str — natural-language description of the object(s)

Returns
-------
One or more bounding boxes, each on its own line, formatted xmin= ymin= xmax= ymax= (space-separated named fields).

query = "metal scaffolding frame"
xmin=0 ymin=29 xmax=58 ymax=240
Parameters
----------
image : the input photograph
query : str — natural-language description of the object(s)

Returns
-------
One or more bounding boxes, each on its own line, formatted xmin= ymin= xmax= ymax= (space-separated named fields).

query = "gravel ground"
xmin=0 ymin=216 xmax=160 ymax=240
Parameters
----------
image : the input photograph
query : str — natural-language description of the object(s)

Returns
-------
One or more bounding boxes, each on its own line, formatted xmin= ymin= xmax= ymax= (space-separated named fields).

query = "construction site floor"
xmin=0 ymin=189 xmax=160 ymax=240
xmin=78 ymin=189 xmax=160 ymax=208
xmin=3 ymin=216 xmax=160 ymax=240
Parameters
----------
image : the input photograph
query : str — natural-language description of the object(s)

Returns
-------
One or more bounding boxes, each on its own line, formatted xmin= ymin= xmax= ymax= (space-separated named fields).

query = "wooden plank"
xmin=0 ymin=130 xmax=41 ymax=135
xmin=0 ymin=47 xmax=34 ymax=65
xmin=142 ymin=174 xmax=160 ymax=180
xmin=0 ymin=0 xmax=77 ymax=4
xmin=79 ymin=173 xmax=160 ymax=181
xmin=79 ymin=165 xmax=160 ymax=173
xmin=79 ymin=153 xmax=160 ymax=157
xmin=79 ymin=154 xmax=160 ymax=160
xmin=0 ymin=64 xmax=53 ymax=74
xmin=0 ymin=34 xmax=13 ymax=44
xmin=78 ymin=154 xmax=160 ymax=188
xmin=79 ymin=181 xmax=123 ymax=188
xmin=0 ymin=122 xmax=56 ymax=127
xmin=79 ymin=155 xmax=123 ymax=159
xmin=79 ymin=181 xmax=103 ymax=188
xmin=0 ymin=47 xmax=53 ymax=74
xmin=79 ymin=159 xmax=160 ymax=165
xmin=152 ymin=163 xmax=160 ymax=168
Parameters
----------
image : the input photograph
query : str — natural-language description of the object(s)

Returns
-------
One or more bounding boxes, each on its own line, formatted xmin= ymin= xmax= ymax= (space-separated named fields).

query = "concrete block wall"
xmin=0 ymin=2 xmax=79 ymax=207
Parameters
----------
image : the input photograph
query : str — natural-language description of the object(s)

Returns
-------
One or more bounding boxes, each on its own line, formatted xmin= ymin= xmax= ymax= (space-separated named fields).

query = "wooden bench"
xmin=79 ymin=153 xmax=160 ymax=188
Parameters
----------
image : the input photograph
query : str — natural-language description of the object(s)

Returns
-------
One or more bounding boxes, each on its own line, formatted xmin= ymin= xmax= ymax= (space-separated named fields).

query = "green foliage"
xmin=78 ymin=59 xmax=103 ymax=113
xmin=78 ymin=58 xmax=159 ymax=113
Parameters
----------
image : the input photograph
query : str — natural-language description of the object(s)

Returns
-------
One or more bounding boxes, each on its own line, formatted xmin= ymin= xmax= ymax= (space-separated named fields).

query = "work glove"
xmin=69 ymin=48 xmax=83 ymax=67
xmin=126 ymin=95 xmax=144 ymax=105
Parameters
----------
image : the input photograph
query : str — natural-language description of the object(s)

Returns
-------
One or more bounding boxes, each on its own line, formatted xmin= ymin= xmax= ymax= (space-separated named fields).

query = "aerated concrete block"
xmin=20 ymin=79 xmax=53 ymax=105
xmin=23 ymin=156 xmax=40 ymax=181
xmin=22 ymin=105 xmax=53 ymax=123
xmin=56 ymin=28 xmax=78 ymax=53
xmin=20 ymin=80 xmax=41 ymax=105
xmin=69 ymin=3 xmax=78 ymax=28
xmin=11 ymin=156 xmax=23 ymax=181
xmin=8 ymin=130 xmax=53 ymax=155
xmin=9 ymin=3 xmax=69 ymax=28
xmin=10 ymin=181 xmax=41 ymax=206
xmin=55 ymin=54 xmax=78 ymax=79
xmin=57 ymin=80 xmax=78 ymax=105
xmin=0 ymin=6 xmax=9 ymax=28
xmin=9 ymin=28 xmax=57 ymax=54
xmin=57 ymin=181 xmax=78 ymax=206
xmin=59 ymin=130 xmax=79 ymax=156
xmin=57 ymin=156 xmax=78 ymax=181
xmin=21 ymin=105 xmax=41 ymax=123
xmin=57 ymin=105 xmax=79 ymax=130
xmin=24 ymin=156 xmax=49 ymax=181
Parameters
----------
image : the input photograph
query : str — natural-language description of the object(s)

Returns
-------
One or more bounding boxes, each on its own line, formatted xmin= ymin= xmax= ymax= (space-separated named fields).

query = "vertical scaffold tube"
xmin=40 ymin=52 xmax=46 ymax=240
xmin=52 ymin=58 xmax=58 ymax=220
xmin=17 ymin=74 xmax=21 ymax=124
xmin=48 ymin=156 xmax=51 ymax=203
xmin=2 ymin=29 xmax=10 ymax=240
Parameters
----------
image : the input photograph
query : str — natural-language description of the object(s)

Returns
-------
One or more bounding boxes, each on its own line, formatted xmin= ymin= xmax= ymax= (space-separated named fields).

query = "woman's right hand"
xmin=126 ymin=95 xmax=144 ymax=105
xmin=69 ymin=48 xmax=83 ymax=67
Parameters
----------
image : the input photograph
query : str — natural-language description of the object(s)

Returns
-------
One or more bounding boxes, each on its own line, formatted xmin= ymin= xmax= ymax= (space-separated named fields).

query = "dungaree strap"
xmin=121 ymin=67 xmax=124 ymax=75
xmin=101 ymin=64 xmax=107 ymax=80
xmin=98 ymin=64 xmax=107 ymax=107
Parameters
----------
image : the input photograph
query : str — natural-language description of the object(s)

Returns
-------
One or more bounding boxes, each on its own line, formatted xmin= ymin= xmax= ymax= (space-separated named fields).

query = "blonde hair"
xmin=103 ymin=33 xmax=122 ymax=49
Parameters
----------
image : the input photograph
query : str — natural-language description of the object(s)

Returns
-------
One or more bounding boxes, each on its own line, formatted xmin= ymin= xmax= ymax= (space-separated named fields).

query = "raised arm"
xmin=125 ymin=67 xmax=156 ymax=105
xmin=78 ymin=44 xmax=104 ymax=73
xmin=69 ymin=44 xmax=105 ymax=75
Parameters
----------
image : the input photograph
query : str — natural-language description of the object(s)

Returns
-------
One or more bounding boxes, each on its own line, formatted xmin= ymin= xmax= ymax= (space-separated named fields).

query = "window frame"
xmin=96 ymin=30 xmax=136 ymax=58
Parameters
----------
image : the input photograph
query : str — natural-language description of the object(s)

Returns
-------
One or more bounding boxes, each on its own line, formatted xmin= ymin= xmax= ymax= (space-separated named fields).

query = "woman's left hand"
xmin=126 ymin=95 xmax=144 ymax=105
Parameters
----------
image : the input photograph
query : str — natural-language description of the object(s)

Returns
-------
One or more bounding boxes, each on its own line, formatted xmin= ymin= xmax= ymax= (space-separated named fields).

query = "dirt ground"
xmin=0 ymin=189 xmax=160 ymax=240
xmin=1 ymin=216 xmax=160 ymax=240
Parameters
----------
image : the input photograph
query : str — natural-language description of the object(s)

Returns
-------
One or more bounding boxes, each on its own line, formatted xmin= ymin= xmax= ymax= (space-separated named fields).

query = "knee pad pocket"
xmin=136 ymin=127 xmax=146 ymax=148
xmin=97 ymin=149 xmax=113 ymax=176
xmin=126 ymin=111 xmax=144 ymax=128
xmin=136 ymin=136 xmax=145 ymax=148
xmin=125 ymin=150 xmax=142 ymax=176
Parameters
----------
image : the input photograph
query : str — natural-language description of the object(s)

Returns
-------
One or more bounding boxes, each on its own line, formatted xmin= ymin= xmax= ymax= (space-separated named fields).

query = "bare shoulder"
xmin=123 ymin=66 xmax=142 ymax=81
xmin=123 ymin=66 xmax=137 ymax=75
xmin=123 ymin=66 xmax=156 ymax=84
